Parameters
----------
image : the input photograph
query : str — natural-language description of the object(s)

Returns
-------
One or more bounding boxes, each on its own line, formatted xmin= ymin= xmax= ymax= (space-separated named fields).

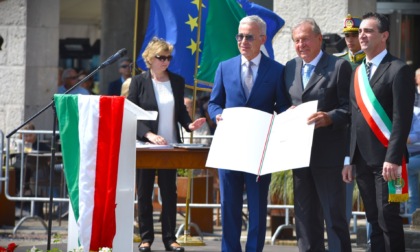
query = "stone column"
xmin=0 ymin=0 xmax=59 ymax=133
xmin=100 ymin=0 xmax=136 ymax=94
xmin=25 ymin=0 xmax=60 ymax=131
xmin=0 ymin=0 xmax=27 ymax=134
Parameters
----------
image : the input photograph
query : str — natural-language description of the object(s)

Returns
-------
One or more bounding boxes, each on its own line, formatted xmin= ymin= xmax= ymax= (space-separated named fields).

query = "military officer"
xmin=336 ymin=14 xmax=365 ymax=69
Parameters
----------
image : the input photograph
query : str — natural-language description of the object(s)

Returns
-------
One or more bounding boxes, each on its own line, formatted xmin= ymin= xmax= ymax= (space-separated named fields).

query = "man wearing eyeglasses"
xmin=208 ymin=15 xmax=290 ymax=252
xmin=57 ymin=68 xmax=89 ymax=95
xmin=107 ymin=57 xmax=132 ymax=95
xmin=283 ymin=18 xmax=352 ymax=251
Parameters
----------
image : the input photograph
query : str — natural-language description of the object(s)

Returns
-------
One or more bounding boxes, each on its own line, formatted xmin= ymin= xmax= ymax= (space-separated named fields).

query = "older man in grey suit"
xmin=283 ymin=18 xmax=352 ymax=252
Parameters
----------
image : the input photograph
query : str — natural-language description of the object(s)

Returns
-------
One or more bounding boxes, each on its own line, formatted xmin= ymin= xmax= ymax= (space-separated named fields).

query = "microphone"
xmin=99 ymin=48 xmax=127 ymax=69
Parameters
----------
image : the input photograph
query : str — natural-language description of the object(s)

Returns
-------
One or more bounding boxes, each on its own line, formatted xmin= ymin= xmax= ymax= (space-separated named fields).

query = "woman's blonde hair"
xmin=142 ymin=37 xmax=174 ymax=68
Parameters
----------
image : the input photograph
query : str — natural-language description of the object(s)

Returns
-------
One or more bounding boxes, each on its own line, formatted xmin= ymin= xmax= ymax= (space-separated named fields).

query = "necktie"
xmin=365 ymin=62 xmax=372 ymax=79
xmin=302 ymin=64 xmax=314 ymax=88
xmin=243 ymin=61 xmax=253 ymax=98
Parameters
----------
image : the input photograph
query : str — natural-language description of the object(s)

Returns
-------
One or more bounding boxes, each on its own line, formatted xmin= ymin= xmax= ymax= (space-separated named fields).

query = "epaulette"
xmin=334 ymin=51 xmax=348 ymax=58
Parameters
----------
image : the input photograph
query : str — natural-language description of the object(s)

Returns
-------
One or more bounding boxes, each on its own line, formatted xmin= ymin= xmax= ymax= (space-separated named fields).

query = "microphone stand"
xmin=6 ymin=48 xmax=127 ymax=250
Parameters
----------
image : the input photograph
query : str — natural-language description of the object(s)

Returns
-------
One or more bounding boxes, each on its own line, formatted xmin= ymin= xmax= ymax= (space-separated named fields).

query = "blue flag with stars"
xmin=137 ymin=0 xmax=208 ymax=87
xmin=138 ymin=0 xmax=284 ymax=89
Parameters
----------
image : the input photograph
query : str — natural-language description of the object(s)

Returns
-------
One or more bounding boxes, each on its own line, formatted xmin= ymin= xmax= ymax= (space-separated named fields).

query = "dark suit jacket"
xmin=350 ymin=53 xmax=415 ymax=166
xmin=208 ymin=53 xmax=290 ymax=120
xmin=283 ymin=52 xmax=352 ymax=167
xmin=107 ymin=78 xmax=123 ymax=95
xmin=127 ymin=70 xmax=192 ymax=143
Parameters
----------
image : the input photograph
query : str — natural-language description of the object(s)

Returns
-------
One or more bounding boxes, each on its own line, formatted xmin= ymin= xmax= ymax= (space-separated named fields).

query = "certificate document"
xmin=205 ymin=101 xmax=318 ymax=176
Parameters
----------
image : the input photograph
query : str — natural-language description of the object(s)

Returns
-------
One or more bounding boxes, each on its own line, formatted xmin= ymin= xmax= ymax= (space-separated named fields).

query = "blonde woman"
xmin=127 ymin=37 xmax=205 ymax=252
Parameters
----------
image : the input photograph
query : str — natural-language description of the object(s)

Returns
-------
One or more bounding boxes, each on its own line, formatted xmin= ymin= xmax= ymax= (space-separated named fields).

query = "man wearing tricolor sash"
xmin=347 ymin=12 xmax=415 ymax=252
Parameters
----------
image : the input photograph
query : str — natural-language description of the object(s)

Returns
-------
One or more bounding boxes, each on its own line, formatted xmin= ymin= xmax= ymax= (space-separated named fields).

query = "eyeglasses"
xmin=235 ymin=34 xmax=264 ymax=42
xmin=120 ymin=64 xmax=129 ymax=68
xmin=155 ymin=55 xmax=173 ymax=62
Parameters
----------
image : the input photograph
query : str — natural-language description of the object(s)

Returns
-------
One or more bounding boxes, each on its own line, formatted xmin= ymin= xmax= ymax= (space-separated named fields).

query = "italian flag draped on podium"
xmin=54 ymin=94 xmax=125 ymax=250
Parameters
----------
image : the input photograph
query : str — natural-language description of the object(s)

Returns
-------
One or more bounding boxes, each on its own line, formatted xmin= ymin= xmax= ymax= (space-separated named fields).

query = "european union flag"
xmin=139 ymin=0 xmax=284 ymax=89
xmin=137 ymin=0 xmax=209 ymax=87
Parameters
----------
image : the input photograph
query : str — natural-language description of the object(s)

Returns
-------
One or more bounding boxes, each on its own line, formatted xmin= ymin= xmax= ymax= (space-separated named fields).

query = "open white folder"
xmin=206 ymin=101 xmax=318 ymax=176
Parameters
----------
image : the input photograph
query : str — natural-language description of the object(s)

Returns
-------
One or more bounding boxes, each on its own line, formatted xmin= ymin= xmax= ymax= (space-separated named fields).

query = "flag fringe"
xmin=388 ymin=193 xmax=408 ymax=203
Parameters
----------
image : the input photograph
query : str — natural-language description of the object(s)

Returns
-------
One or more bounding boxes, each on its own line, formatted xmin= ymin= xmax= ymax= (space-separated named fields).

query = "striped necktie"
xmin=365 ymin=62 xmax=372 ymax=79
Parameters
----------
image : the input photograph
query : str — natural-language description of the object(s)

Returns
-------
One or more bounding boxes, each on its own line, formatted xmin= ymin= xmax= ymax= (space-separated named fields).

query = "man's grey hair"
xmin=416 ymin=68 xmax=420 ymax=76
xmin=240 ymin=15 xmax=267 ymax=35
xmin=291 ymin=18 xmax=322 ymax=40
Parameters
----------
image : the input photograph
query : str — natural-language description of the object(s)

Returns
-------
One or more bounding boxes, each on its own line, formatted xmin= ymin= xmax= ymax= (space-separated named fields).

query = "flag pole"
xmin=177 ymin=0 xmax=206 ymax=246
xmin=132 ymin=0 xmax=140 ymax=77
xmin=132 ymin=0 xmax=142 ymax=244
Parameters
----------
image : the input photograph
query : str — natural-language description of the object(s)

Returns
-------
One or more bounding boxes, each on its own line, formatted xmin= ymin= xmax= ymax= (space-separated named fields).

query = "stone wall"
xmin=273 ymin=0 xmax=376 ymax=64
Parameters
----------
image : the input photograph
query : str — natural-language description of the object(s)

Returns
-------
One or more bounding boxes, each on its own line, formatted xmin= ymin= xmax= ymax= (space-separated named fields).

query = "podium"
xmin=54 ymin=95 xmax=157 ymax=252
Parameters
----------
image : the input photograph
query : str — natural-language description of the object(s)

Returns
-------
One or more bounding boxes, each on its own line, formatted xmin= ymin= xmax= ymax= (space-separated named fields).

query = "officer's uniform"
xmin=335 ymin=14 xmax=365 ymax=70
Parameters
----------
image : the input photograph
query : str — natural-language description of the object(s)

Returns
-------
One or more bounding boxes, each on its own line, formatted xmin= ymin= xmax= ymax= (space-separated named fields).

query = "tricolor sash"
xmin=354 ymin=64 xmax=408 ymax=202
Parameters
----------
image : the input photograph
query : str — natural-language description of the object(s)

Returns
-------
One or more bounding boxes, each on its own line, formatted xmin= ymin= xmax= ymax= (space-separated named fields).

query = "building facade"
xmin=0 ymin=0 xmax=419 ymax=134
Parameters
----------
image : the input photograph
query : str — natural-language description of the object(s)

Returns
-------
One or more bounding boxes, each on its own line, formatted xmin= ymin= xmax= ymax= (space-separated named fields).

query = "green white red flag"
xmin=54 ymin=94 xmax=125 ymax=250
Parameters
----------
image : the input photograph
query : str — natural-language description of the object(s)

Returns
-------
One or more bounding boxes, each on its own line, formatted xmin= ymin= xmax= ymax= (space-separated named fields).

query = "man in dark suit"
xmin=346 ymin=12 xmax=415 ymax=252
xmin=283 ymin=18 xmax=352 ymax=252
xmin=208 ymin=15 xmax=290 ymax=252
xmin=107 ymin=57 xmax=132 ymax=95
xmin=337 ymin=14 xmax=374 ymax=251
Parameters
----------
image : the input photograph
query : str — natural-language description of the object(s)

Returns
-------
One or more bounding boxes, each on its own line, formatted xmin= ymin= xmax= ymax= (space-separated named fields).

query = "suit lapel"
xmin=295 ymin=58 xmax=305 ymax=93
xmin=235 ymin=56 xmax=248 ymax=100
xmin=252 ymin=54 xmax=269 ymax=93
xmin=169 ymin=71 xmax=180 ymax=114
xmin=304 ymin=53 xmax=328 ymax=93
xmin=369 ymin=53 xmax=392 ymax=88
xmin=246 ymin=54 xmax=270 ymax=102
xmin=145 ymin=70 xmax=159 ymax=111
